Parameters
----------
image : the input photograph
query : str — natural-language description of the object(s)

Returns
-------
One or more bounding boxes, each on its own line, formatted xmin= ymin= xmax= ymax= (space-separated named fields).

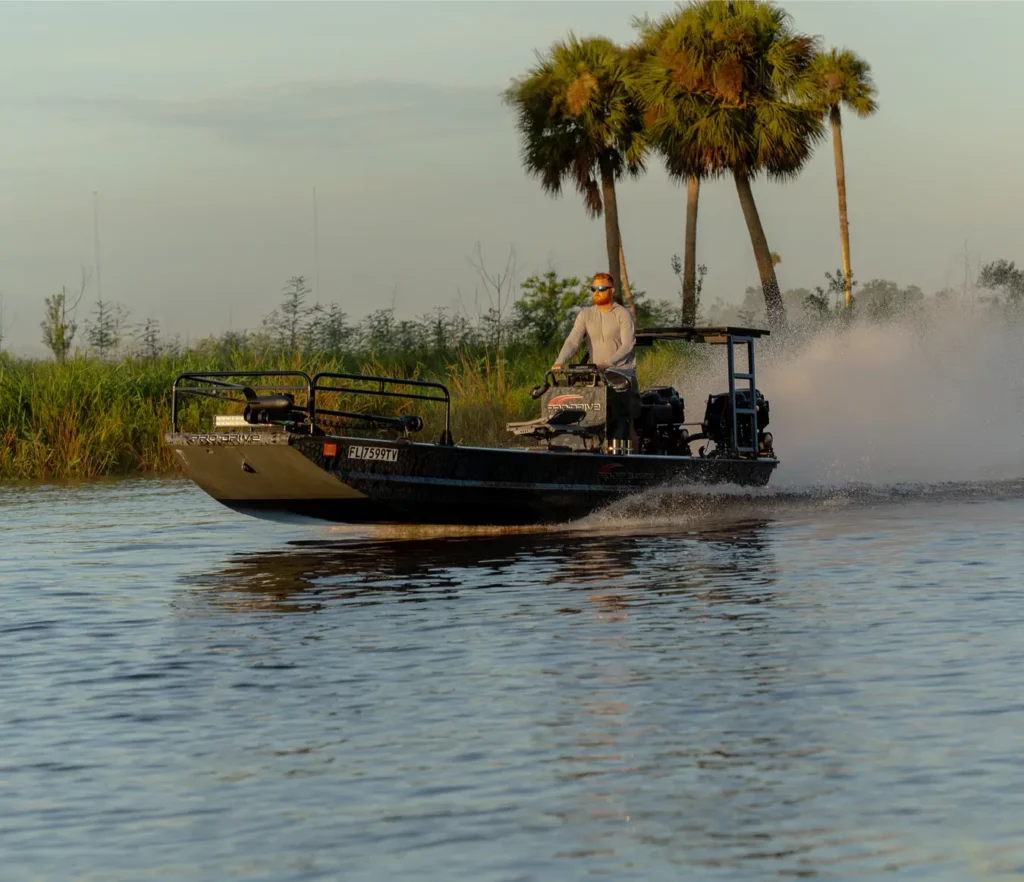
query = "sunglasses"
xmin=590 ymin=285 xmax=614 ymax=292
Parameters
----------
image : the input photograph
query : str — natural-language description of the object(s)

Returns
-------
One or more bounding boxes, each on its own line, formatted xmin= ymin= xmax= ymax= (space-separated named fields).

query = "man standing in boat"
xmin=552 ymin=272 xmax=641 ymax=453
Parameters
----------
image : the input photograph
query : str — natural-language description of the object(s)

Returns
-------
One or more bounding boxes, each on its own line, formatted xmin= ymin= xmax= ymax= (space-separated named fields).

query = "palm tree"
xmin=805 ymin=48 xmax=878 ymax=308
xmin=637 ymin=0 xmax=825 ymax=329
xmin=629 ymin=12 xmax=716 ymax=326
xmin=503 ymin=35 xmax=646 ymax=316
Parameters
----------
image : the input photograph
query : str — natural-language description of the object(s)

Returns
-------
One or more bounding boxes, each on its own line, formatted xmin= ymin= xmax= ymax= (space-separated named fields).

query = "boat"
xmin=164 ymin=326 xmax=778 ymax=525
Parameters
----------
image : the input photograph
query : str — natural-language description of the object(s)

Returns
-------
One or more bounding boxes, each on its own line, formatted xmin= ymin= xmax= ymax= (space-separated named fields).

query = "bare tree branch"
xmin=466 ymin=243 xmax=519 ymax=350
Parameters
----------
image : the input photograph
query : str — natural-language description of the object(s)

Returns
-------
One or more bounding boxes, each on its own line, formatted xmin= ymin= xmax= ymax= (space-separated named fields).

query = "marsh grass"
xmin=0 ymin=344 xmax=692 ymax=481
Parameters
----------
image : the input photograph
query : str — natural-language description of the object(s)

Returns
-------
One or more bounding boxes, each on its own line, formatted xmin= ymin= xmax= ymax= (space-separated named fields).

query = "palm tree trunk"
xmin=682 ymin=176 xmax=700 ymax=325
xmin=617 ymin=239 xmax=636 ymax=320
xmin=734 ymin=170 xmax=786 ymax=329
xmin=599 ymin=159 xmax=623 ymax=300
xmin=831 ymin=106 xmax=853 ymax=308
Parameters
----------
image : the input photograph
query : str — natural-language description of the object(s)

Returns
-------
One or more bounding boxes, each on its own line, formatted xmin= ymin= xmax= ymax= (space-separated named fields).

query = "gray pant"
xmin=606 ymin=373 xmax=641 ymax=441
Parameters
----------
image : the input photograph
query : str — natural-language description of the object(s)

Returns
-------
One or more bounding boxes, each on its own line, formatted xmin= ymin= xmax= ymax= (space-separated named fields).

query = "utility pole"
xmin=312 ymin=186 xmax=321 ymax=298
xmin=93 ymin=190 xmax=103 ymax=301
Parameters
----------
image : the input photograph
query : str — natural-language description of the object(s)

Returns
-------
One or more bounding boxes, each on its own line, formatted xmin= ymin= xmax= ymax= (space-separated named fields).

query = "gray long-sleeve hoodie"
xmin=556 ymin=303 xmax=636 ymax=371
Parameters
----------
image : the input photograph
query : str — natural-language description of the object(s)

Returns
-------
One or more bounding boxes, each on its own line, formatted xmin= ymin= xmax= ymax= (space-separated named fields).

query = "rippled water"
xmin=3 ymin=476 xmax=1024 ymax=880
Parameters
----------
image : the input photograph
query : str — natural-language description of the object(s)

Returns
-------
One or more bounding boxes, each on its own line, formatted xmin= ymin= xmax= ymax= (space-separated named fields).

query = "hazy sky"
xmin=2 ymin=1 xmax=1023 ymax=354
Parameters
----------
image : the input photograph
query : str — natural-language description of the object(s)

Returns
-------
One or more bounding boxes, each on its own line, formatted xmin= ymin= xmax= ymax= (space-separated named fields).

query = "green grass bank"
xmin=0 ymin=345 xmax=691 ymax=482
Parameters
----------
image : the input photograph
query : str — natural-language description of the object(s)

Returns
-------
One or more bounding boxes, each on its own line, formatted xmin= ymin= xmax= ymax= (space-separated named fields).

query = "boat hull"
xmin=165 ymin=431 xmax=778 ymax=526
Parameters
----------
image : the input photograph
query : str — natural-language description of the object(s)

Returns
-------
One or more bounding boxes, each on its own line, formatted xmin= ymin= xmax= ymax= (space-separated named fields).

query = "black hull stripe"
xmin=334 ymin=470 xmax=766 ymax=493
xmin=337 ymin=471 xmax=621 ymax=492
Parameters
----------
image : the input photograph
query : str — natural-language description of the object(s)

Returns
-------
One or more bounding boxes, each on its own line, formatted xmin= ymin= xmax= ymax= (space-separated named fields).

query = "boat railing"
xmin=311 ymin=372 xmax=453 ymax=445
xmin=171 ymin=371 xmax=314 ymax=433
xmin=170 ymin=370 xmax=453 ymax=443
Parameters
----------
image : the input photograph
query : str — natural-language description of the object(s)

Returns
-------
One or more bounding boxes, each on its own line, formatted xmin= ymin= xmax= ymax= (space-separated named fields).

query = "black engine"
xmin=631 ymin=385 xmax=773 ymax=457
xmin=634 ymin=386 xmax=691 ymax=455
xmin=699 ymin=389 xmax=771 ymax=455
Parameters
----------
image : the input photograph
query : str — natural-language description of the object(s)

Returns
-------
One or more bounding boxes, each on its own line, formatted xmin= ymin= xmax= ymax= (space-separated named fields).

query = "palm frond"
xmin=626 ymin=0 xmax=826 ymax=183
xmin=504 ymin=33 xmax=650 ymax=217
xmin=802 ymin=46 xmax=879 ymax=121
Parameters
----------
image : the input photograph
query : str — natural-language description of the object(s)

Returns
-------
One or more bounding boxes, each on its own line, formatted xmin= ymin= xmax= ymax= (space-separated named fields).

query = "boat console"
xmin=505 ymin=365 xmax=627 ymax=451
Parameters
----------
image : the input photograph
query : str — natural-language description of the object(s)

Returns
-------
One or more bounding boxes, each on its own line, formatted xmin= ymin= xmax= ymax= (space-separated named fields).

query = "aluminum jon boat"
xmin=164 ymin=326 xmax=778 ymax=525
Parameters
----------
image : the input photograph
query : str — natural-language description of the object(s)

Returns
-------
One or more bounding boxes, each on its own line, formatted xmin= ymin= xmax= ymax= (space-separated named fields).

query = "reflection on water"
xmin=3 ymin=477 xmax=1024 ymax=881
xmin=187 ymin=519 xmax=777 ymax=618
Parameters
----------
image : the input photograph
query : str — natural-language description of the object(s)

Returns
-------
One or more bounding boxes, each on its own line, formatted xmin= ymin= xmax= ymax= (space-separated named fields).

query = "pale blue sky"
xmin=2 ymin=1 xmax=1023 ymax=354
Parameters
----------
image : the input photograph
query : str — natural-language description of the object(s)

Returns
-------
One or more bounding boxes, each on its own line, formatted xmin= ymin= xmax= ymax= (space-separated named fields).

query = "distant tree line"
xmin=705 ymin=260 xmax=1024 ymax=331
xmin=29 ymin=254 xmax=1024 ymax=368
xmin=28 ymin=243 xmax=688 ymax=364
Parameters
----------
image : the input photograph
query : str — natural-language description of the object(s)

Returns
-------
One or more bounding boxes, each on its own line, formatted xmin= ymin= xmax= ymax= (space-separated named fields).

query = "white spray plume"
xmin=752 ymin=302 xmax=1024 ymax=487
xmin=577 ymin=301 xmax=1024 ymax=531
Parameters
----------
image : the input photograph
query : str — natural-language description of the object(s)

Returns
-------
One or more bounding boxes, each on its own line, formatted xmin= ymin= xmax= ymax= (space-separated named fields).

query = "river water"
xmin=3 ymin=476 xmax=1024 ymax=881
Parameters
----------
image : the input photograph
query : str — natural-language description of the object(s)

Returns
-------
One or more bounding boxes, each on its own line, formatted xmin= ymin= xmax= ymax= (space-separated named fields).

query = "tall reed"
xmin=0 ymin=345 xmax=690 ymax=481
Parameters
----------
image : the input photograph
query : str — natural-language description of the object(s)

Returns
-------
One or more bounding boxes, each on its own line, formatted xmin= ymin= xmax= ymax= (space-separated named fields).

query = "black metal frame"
xmin=311 ymin=372 xmax=452 ymax=443
xmin=170 ymin=370 xmax=452 ymax=443
xmin=726 ymin=335 xmax=758 ymax=455
xmin=171 ymin=371 xmax=313 ymax=432
xmin=634 ymin=325 xmax=769 ymax=346
xmin=635 ymin=325 xmax=769 ymax=459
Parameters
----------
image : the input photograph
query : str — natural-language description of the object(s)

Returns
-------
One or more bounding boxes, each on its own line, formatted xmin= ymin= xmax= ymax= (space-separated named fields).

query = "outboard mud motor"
xmin=634 ymin=386 xmax=691 ymax=455
xmin=698 ymin=388 xmax=773 ymax=456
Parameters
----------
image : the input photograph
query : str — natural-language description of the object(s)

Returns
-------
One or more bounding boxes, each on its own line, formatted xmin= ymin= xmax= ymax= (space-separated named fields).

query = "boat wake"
xmin=576 ymin=474 xmax=1024 ymax=533
xmin=328 ymin=474 xmax=1024 ymax=543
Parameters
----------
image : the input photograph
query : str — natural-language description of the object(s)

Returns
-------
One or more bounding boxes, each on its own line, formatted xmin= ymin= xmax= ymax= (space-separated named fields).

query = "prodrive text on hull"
xmin=165 ymin=326 xmax=778 ymax=526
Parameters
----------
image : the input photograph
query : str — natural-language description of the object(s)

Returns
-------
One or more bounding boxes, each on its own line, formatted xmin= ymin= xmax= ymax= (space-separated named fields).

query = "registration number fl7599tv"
xmin=347 ymin=445 xmax=399 ymax=463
